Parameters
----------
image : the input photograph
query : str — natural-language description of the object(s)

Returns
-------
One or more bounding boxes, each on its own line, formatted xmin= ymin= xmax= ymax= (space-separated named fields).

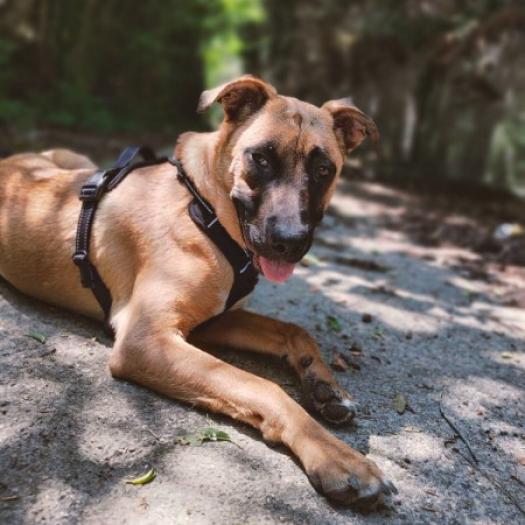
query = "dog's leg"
xmin=109 ymin=312 xmax=394 ymax=507
xmin=190 ymin=309 xmax=357 ymax=425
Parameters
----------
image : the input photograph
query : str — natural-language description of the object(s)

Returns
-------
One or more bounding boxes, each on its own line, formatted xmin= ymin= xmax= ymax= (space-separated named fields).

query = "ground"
xmin=1 ymin=176 xmax=524 ymax=525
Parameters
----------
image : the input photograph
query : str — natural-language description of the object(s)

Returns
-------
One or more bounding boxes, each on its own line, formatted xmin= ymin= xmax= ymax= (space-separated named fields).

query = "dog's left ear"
xmin=197 ymin=75 xmax=277 ymax=122
xmin=322 ymin=98 xmax=379 ymax=153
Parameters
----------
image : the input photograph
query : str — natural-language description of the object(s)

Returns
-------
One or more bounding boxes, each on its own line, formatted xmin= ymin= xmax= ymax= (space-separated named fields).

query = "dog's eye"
xmin=317 ymin=165 xmax=330 ymax=177
xmin=252 ymin=152 xmax=269 ymax=169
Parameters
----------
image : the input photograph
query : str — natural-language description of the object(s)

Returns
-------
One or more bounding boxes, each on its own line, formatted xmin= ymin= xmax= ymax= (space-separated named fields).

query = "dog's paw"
xmin=305 ymin=437 xmax=397 ymax=509
xmin=302 ymin=375 xmax=357 ymax=424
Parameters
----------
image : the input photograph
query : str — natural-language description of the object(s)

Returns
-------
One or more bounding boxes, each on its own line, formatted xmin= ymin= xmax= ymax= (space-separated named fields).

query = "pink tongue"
xmin=259 ymin=257 xmax=296 ymax=283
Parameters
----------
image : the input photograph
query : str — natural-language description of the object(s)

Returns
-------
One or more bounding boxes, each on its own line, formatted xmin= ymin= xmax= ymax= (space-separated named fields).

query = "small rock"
xmin=362 ymin=313 xmax=373 ymax=323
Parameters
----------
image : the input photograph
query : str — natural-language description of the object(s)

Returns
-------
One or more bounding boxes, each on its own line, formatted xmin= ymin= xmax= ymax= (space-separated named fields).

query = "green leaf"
xmin=373 ymin=327 xmax=384 ymax=340
xmin=327 ymin=316 xmax=342 ymax=333
xmin=393 ymin=393 xmax=407 ymax=415
xmin=201 ymin=427 xmax=232 ymax=442
xmin=125 ymin=468 xmax=156 ymax=485
xmin=25 ymin=332 xmax=46 ymax=344
xmin=175 ymin=427 xmax=239 ymax=447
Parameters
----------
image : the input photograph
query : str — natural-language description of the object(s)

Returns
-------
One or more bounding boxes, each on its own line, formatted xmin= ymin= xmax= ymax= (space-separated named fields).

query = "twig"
xmin=474 ymin=463 xmax=525 ymax=517
xmin=0 ymin=495 xmax=19 ymax=502
xmin=39 ymin=348 xmax=56 ymax=358
xmin=440 ymin=390 xmax=525 ymax=518
xmin=144 ymin=427 xmax=161 ymax=441
xmin=439 ymin=390 xmax=478 ymax=464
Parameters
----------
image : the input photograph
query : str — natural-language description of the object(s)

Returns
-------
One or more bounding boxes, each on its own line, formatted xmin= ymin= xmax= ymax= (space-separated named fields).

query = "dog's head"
xmin=198 ymin=75 xmax=378 ymax=283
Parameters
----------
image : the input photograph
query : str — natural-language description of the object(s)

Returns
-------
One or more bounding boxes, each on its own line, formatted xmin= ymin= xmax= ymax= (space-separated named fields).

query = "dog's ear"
xmin=197 ymin=75 xmax=277 ymax=122
xmin=322 ymin=98 xmax=379 ymax=153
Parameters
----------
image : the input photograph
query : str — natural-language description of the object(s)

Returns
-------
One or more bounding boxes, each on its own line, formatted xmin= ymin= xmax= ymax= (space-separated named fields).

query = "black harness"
xmin=72 ymin=146 xmax=258 ymax=331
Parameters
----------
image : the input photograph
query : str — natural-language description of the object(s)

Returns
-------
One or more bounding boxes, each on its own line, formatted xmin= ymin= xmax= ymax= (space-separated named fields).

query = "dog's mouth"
xmin=234 ymin=200 xmax=300 ymax=284
xmin=253 ymin=255 xmax=296 ymax=284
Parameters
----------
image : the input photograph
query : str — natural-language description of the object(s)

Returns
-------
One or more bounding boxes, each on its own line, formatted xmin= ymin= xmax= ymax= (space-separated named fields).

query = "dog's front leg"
xmin=190 ymin=309 xmax=357 ymax=424
xmin=108 ymin=309 xmax=394 ymax=507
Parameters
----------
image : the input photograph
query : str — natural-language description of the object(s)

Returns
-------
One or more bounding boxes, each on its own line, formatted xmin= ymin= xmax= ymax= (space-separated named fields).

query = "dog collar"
xmin=73 ymin=146 xmax=259 ymax=334
xmin=167 ymin=156 xmax=259 ymax=310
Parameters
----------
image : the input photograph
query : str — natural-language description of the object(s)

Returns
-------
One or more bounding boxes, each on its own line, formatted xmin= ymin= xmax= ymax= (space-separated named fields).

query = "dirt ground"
xmin=1 ymin=176 xmax=524 ymax=525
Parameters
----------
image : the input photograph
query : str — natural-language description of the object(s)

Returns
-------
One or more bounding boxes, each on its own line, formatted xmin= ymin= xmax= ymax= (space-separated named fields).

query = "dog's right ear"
xmin=197 ymin=75 xmax=277 ymax=122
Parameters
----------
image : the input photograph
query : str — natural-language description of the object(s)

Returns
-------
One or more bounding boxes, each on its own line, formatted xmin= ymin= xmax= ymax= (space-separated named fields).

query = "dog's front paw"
xmin=302 ymin=374 xmax=357 ymax=424
xmin=305 ymin=436 xmax=397 ymax=509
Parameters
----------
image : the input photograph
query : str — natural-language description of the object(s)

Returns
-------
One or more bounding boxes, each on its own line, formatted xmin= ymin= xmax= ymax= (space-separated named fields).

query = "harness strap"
xmin=167 ymin=157 xmax=258 ymax=309
xmin=73 ymin=146 xmax=259 ymax=332
xmin=73 ymin=146 xmax=160 ymax=330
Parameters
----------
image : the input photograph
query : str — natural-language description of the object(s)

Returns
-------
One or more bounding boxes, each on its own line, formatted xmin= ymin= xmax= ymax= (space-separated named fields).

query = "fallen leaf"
xmin=403 ymin=426 xmax=422 ymax=433
xmin=330 ymin=353 xmax=348 ymax=372
xmin=25 ymin=332 xmax=46 ymax=344
xmin=301 ymin=253 xmax=322 ymax=267
xmin=393 ymin=394 xmax=407 ymax=415
xmin=176 ymin=427 xmax=238 ymax=448
xmin=327 ymin=315 xmax=342 ymax=333
xmin=372 ymin=327 xmax=384 ymax=339
xmin=200 ymin=427 xmax=233 ymax=443
xmin=349 ymin=344 xmax=363 ymax=356
xmin=125 ymin=468 xmax=156 ymax=485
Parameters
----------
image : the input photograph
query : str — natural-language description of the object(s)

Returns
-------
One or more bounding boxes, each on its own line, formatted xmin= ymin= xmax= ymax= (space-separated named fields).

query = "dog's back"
xmin=0 ymin=150 xmax=99 ymax=315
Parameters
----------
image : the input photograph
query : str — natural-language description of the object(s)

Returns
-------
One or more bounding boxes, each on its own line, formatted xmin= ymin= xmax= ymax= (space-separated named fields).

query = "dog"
xmin=0 ymin=76 xmax=396 ymax=507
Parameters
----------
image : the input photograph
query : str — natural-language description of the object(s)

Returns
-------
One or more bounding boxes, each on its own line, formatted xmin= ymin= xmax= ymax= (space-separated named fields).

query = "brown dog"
xmin=0 ymin=76 xmax=395 ymax=507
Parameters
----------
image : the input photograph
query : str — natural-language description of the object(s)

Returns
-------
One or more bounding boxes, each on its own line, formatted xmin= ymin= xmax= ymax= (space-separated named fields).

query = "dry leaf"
xmin=301 ymin=253 xmax=322 ymax=267
xmin=330 ymin=353 xmax=348 ymax=372
xmin=349 ymin=343 xmax=363 ymax=356
xmin=393 ymin=393 xmax=407 ymax=414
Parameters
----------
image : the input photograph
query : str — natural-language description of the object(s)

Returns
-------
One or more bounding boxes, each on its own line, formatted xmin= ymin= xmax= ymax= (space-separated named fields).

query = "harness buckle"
xmin=72 ymin=251 xmax=92 ymax=287
xmin=79 ymin=170 xmax=110 ymax=202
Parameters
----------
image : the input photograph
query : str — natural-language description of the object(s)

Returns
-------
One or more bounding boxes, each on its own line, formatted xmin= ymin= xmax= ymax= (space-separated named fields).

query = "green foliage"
xmin=175 ymin=426 xmax=238 ymax=447
xmin=1 ymin=0 xmax=523 ymax=193
xmin=0 ymin=0 xmax=263 ymax=133
xmin=200 ymin=0 xmax=264 ymax=124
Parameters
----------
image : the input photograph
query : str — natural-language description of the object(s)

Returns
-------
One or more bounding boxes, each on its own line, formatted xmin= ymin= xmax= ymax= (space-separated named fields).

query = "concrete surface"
xmin=1 ymin=179 xmax=524 ymax=524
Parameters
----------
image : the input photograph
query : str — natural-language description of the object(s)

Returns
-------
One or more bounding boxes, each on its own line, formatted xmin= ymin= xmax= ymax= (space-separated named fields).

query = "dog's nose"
xmin=269 ymin=224 xmax=310 ymax=261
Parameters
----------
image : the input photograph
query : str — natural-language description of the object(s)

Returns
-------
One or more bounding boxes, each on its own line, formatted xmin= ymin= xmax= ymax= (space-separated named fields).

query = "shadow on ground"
xmin=1 ymin=178 xmax=524 ymax=524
